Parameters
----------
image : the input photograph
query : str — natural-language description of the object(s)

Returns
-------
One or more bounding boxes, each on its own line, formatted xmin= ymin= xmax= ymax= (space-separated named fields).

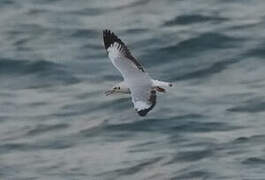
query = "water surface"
xmin=1 ymin=0 xmax=265 ymax=179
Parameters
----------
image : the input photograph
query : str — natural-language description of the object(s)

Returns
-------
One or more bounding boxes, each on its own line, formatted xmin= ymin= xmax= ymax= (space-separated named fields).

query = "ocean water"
xmin=1 ymin=0 xmax=265 ymax=179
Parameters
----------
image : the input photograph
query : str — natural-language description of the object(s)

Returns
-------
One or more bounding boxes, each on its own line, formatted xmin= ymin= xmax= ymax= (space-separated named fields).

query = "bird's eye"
xmin=114 ymin=87 xmax=117 ymax=90
xmin=118 ymin=87 xmax=120 ymax=89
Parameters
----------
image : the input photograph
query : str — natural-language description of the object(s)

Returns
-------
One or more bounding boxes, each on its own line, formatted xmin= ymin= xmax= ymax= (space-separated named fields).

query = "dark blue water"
xmin=1 ymin=0 xmax=265 ymax=179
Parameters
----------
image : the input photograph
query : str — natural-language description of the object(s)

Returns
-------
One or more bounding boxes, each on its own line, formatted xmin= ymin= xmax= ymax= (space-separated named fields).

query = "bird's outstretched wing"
xmin=130 ymin=87 xmax=156 ymax=116
xmin=103 ymin=29 xmax=144 ymax=72
xmin=103 ymin=29 xmax=156 ymax=116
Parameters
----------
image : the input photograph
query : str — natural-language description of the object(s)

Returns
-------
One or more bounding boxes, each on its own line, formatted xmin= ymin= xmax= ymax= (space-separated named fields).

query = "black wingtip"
xmin=103 ymin=29 xmax=111 ymax=49
xmin=103 ymin=29 xmax=111 ymax=50
xmin=103 ymin=29 xmax=145 ymax=72
xmin=137 ymin=110 xmax=149 ymax=116
xmin=103 ymin=29 xmax=124 ymax=50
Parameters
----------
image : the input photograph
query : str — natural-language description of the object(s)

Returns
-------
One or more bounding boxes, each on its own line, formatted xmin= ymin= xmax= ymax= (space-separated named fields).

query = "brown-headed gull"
xmin=103 ymin=30 xmax=172 ymax=116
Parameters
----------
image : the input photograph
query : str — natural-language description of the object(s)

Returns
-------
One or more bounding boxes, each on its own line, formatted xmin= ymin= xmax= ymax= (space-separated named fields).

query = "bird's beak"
xmin=104 ymin=90 xmax=114 ymax=96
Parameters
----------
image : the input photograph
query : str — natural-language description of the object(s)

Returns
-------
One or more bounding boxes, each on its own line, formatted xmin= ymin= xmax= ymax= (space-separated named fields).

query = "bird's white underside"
xmin=107 ymin=43 xmax=153 ymax=111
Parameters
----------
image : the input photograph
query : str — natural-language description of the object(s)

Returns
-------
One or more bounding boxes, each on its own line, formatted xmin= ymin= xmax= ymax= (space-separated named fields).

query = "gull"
xmin=103 ymin=30 xmax=172 ymax=116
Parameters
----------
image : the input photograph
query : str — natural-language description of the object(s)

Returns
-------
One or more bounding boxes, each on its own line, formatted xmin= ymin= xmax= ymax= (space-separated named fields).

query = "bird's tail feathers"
xmin=152 ymin=80 xmax=173 ymax=93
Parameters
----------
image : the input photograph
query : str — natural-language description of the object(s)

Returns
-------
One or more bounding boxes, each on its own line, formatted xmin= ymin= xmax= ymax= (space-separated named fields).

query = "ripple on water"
xmin=242 ymin=157 xmax=265 ymax=165
xmin=165 ymin=149 xmax=213 ymax=164
xmin=244 ymin=43 xmax=265 ymax=58
xmin=26 ymin=123 xmax=69 ymax=136
xmin=1 ymin=0 xmax=265 ymax=179
xmin=164 ymin=14 xmax=228 ymax=26
xmin=0 ymin=139 xmax=74 ymax=154
xmin=97 ymin=157 xmax=163 ymax=178
xmin=144 ymin=32 xmax=243 ymax=64
xmin=175 ymin=58 xmax=239 ymax=81
xmin=233 ymin=135 xmax=265 ymax=145
xmin=227 ymin=99 xmax=265 ymax=113
xmin=0 ymin=58 xmax=79 ymax=88
xmin=172 ymin=170 xmax=211 ymax=180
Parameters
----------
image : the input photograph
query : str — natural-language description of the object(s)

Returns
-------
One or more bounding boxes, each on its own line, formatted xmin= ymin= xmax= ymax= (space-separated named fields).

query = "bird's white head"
xmin=104 ymin=82 xmax=130 ymax=96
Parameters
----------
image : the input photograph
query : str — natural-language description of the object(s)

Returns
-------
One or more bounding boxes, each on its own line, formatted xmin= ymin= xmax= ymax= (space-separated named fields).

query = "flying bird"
xmin=103 ymin=30 xmax=172 ymax=116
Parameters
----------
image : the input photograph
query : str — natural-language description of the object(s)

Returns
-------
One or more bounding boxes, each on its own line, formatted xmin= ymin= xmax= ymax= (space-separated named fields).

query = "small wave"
xmin=105 ymin=114 xmax=203 ymax=133
xmin=164 ymin=14 xmax=228 ymax=26
xmin=97 ymin=157 xmax=162 ymax=177
xmin=26 ymin=123 xmax=69 ymax=136
xmin=79 ymin=114 xmax=204 ymax=140
xmin=70 ymin=29 xmax=97 ymax=39
xmin=165 ymin=149 xmax=213 ymax=164
xmin=167 ymin=32 xmax=241 ymax=52
xmin=175 ymin=59 xmax=239 ymax=81
xmin=0 ymin=58 xmax=60 ymax=75
xmin=124 ymin=28 xmax=148 ymax=34
xmin=57 ymin=97 xmax=129 ymax=118
xmin=227 ymin=99 xmax=265 ymax=113
xmin=108 ymin=0 xmax=151 ymax=11
xmin=0 ymin=0 xmax=13 ymax=7
xmin=146 ymin=32 xmax=243 ymax=64
xmin=173 ymin=170 xmax=211 ymax=180
xmin=0 ymin=139 xmax=74 ymax=154
xmin=0 ymin=58 xmax=79 ymax=88
xmin=243 ymin=44 xmax=265 ymax=58
xmin=69 ymin=8 xmax=107 ymax=16
xmin=170 ymin=121 xmax=240 ymax=133
xmin=233 ymin=135 xmax=265 ymax=145
xmin=242 ymin=157 xmax=265 ymax=165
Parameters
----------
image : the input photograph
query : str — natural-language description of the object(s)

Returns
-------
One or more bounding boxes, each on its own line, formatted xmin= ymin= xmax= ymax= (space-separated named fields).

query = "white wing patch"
xmin=103 ymin=30 xmax=145 ymax=72
xmin=107 ymin=42 xmax=140 ymax=71
xmin=134 ymin=101 xmax=150 ymax=111
xmin=131 ymin=89 xmax=156 ymax=116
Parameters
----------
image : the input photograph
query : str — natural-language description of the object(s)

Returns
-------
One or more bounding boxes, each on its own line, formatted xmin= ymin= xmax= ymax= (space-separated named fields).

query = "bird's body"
xmin=105 ymin=80 xmax=172 ymax=95
xmin=103 ymin=30 xmax=172 ymax=116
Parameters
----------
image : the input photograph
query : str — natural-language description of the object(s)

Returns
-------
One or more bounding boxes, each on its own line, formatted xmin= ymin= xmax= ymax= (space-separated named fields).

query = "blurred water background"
xmin=1 ymin=0 xmax=265 ymax=179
